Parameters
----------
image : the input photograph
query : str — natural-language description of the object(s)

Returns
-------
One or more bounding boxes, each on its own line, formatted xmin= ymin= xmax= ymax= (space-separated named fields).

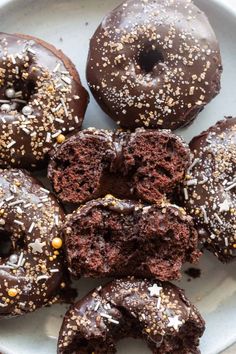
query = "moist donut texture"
xmin=0 ymin=32 xmax=89 ymax=169
xmin=62 ymin=196 xmax=200 ymax=281
xmin=86 ymin=0 xmax=222 ymax=130
xmin=0 ymin=169 xmax=68 ymax=317
xmin=58 ymin=277 xmax=205 ymax=354
xmin=48 ymin=128 xmax=190 ymax=205
xmin=183 ymin=117 xmax=236 ymax=262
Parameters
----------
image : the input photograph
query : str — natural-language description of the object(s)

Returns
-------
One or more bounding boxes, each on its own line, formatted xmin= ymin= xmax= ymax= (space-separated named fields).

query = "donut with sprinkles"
xmin=183 ymin=117 xmax=236 ymax=262
xmin=86 ymin=0 xmax=222 ymax=130
xmin=0 ymin=169 xmax=67 ymax=317
xmin=0 ymin=32 xmax=89 ymax=169
xmin=58 ymin=277 xmax=205 ymax=354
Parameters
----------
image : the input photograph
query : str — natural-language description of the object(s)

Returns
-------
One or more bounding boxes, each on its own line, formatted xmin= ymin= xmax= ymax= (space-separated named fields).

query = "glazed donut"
xmin=48 ymin=128 xmax=190 ymax=205
xmin=58 ymin=277 xmax=205 ymax=354
xmin=0 ymin=169 xmax=67 ymax=317
xmin=62 ymin=195 xmax=200 ymax=281
xmin=0 ymin=32 xmax=89 ymax=169
xmin=86 ymin=0 xmax=222 ymax=130
xmin=183 ymin=117 xmax=236 ymax=262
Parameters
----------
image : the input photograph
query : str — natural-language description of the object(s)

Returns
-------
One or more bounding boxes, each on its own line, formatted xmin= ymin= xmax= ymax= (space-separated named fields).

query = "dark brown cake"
xmin=58 ymin=277 xmax=205 ymax=354
xmin=0 ymin=169 xmax=69 ymax=317
xmin=62 ymin=195 xmax=200 ymax=281
xmin=48 ymin=128 xmax=191 ymax=205
xmin=183 ymin=117 xmax=236 ymax=262
xmin=86 ymin=0 xmax=222 ymax=130
xmin=0 ymin=32 xmax=89 ymax=169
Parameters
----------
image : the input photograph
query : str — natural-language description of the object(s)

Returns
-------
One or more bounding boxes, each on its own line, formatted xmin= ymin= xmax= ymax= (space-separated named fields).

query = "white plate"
xmin=0 ymin=0 xmax=236 ymax=353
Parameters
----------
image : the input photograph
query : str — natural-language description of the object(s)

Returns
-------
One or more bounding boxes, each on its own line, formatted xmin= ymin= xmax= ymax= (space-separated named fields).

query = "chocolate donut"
xmin=62 ymin=195 xmax=199 ymax=281
xmin=183 ymin=118 xmax=236 ymax=262
xmin=48 ymin=128 xmax=190 ymax=205
xmin=58 ymin=277 xmax=205 ymax=354
xmin=0 ymin=32 xmax=89 ymax=169
xmin=86 ymin=0 xmax=222 ymax=130
xmin=0 ymin=169 xmax=67 ymax=317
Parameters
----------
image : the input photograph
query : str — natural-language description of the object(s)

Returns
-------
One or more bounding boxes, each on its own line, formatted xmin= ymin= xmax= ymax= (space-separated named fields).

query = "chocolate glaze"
xmin=48 ymin=127 xmax=191 ymax=205
xmin=63 ymin=195 xmax=200 ymax=281
xmin=0 ymin=32 xmax=89 ymax=169
xmin=183 ymin=117 xmax=236 ymax=262
xmin=0 ymin=169 xmax=66 ymax=317
xmin=86 ymin=0 xmax=222 ymax=130
xmin=58 ymin=277 xmax=205 ymax=354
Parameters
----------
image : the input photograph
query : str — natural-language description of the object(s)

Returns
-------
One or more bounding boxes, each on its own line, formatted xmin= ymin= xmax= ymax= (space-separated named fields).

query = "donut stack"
xmin=1 ymin=0 xmax=233 ymax=353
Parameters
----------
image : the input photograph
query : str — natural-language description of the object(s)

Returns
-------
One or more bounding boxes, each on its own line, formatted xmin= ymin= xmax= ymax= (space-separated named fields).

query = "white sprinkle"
xmin=198 ymin=177 xmax=208 ymax=185
xmin=17 ymin=252 xmax=24 ymax=267
xmin=52 ymin=103 xmax=62 ymax=113
xmin=214 ymin=213 xmax=223 ymax=225
xmin=183 ymin=188 xmax=189 ymax=200
xmin=28 ymin=222 xmax=35 ymax=233
xmin=225 ymin=182 xmax=236 ymax=191
xmin=27 ymin=47 xmax=36 ymax=54
xmin=36 ymin=275 xmax=49 ymax=282
xmin=9 ymin=199 xmax=24 ymax=207
xmin=61 ymin=70 xmax=69 ymax=75
xmin=100 ymin=313 xmax=112 ymax=319
xmin=9 ymin=54 xmax=16 ymax=64
xmin=46 ymin=132 xmax=51 ymax=143
xmin=61 ymin=75 xmax=71 ymax=85
xmin=187 ymin=158 xmax=200 ymax=172
xmin=24 ymin=203 xmax=31 ymax=208
xmin=6 ymin=196 xmax=14 ymax=202
xmin=40 ymin=187 xmax=50 ymax=194
xmin=210 ymin=234 xmax=216 ymax=240
xmin=22 ymin=127 xmax=30 ymax=134
xmin=54 ymin=214 xmax=59 ymax=226
xmin=219 ymin=199 xmax=230 ymax=213
xmin=15 ymin=91 xmax=22 ymax=98
xmin=60 ymin=98 xmax=69 ymax=117
xmin=157 ymin=297 xmax=161 ymax=309
xmin=50 ymin=269 xmax=60 ymax=273
xmin=1 ymin=117 xmax=6 ymax=123
xmin=94 ymin=302 xmax=100 ymax=311
xmin=97 ymin=286 xmax=102 ymax=291
xmin=0 ymin=99 xmax=10 ymax=103
xmin=55 ymin=118 xmax=65 ymax=124
xmin=108 ymin=318 xmax=119 ymax=325
xmin=141 ymin=313 xmax=146 ymax=320
xmin=186 ymin=179 xmax=198 ymax=186
xmin=0 ymin=303 xmax=8 ymax=307
xmin=7 ymin=140 xmax=16 ymax=148
xmin=13 ymin=220 xmax=24 ymax=226
xmin=200 ymin=206 xmax=209 ymax=223
xmin=12 ymin=98 xmax=27 ymax=104
xmin=53 ymin=63 xmax=60 ymax=72
xmin=52 ymin=130 xmax=62 ymax=138
xmin=20 ymin=258 xmax=26 ymax=267
xmin=74 ymin=116 xmax=79 ymax=124
xmin=224 ymin=238 xmax=229 ymax=247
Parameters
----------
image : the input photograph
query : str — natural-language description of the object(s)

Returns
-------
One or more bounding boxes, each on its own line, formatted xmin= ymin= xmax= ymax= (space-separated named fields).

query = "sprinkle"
xmin=40 ymin=187 xmax=50 ymax=194
xmin=157 ymin=297 xmax=161 ymax=309
xmin=54 ymin=214 xmax=59 ymax=226
xmin=29 ymin=239 xmax=46 ymax=254
xmin=8 ymin=288 xmax=18 ymax=297
xmin=0 ymin=303 xmax=8 ymax=307
xmin=60 ymin=98 xmax=68 ymax=117
xmin=53 ymin=63 xmax=60 ymax=72
xmin=52 ymin=130 xmax=62 ymax=138
xmin=108 ymin=318 xmax=119 ymax=325
xmin=28 ymin=222 xmax=35 ymax=233
xmin=187 ymin=158 xmax=200 ymax=172
xmin=198 ymin=177 xmax=208 ymax=185
xmin=36 ymin=275 xmax=49 ymax=282
xmin=55 ymin=118 xmax=65 ymax=124
xmin=51 ymin=237 xmax=63 ymax=249
xmin=224 ymin=238 xmax=229 ymax=247
xmin=56 ymin=134 xmax=66 ymax=144
xmin=94 ymin=302 xmax=101 ymax=311
xmin=7 ymin=140 xmax=16 ymax=148
xmin=9 ymin=199 xmax=24 ymax=207
xmin=50 ymin=269 xmax=60 ymax=273
xmin=186 ymin=179 xmax=198 ymax=186
xmin=225 ymin=182 xmax=236 ymax=191
xmin=200 ymin=206 xmax=209 ymax=223
xmin=148 ymin=284 xmax=162 ymax=297
xmin=100 ymin=313 xmax=112 ymax=319
xmin=13 ymin=220 xmax=24 ymax=226
xmin=27 ymin=47 xmax=36 ymax=54
xmin=61 ymin=76 xmax=72 ymax=85
xmin=214 ymin=213 xmax=223 ymax=224
xmin=183 ymin=188 xmax=189 ymax=200
xmin=17 ymin=252 xmax=24 ymax=267
xmin=6 ymin=196 xmax=14 ymax=202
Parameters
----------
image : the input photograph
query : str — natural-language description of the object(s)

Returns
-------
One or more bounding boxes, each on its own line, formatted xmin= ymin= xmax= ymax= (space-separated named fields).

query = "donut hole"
xmin=138 ymin=49 xmax=164 ymax=74
xmin=0 ymin=231 xmax=13 ymax=258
